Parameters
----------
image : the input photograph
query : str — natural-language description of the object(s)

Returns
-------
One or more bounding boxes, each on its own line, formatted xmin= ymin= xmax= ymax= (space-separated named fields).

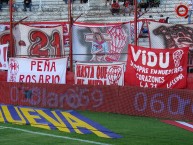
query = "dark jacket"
xmin=24 ymin=0 xmax=31 ymax=4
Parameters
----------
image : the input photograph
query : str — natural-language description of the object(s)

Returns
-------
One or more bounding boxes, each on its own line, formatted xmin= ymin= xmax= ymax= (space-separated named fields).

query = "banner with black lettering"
xmin=13 ymin=24 xmax=64 ymax=57
xmin=148 ymin=21 xmax=193 ymax=50
xmin=0 ymin=44 xmax=8 ymax=70
xmin=75 ymin=62 xmax=125 ymax=86
xmin=7 ymin=57 xmax=68 ymax=84
xmin=72 ymin=22 xmax=132 ymax=62
xmin=125 ymin=44 xmax=189 ymax=89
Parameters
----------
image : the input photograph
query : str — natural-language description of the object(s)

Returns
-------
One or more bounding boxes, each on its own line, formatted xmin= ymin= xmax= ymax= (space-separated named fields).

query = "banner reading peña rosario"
xmin=75 ymin=62 xmax=125 ymax=86
xmin=125 ymin=44 xmax=189 ymax=89
xmin=7 ymin=57 xmax=68 ymax=84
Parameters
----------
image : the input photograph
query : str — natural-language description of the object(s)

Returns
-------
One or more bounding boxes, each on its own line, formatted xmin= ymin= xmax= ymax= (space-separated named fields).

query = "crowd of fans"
xmin=64 ymin=0 xmax=88 ymax=4
xmin=0 ymin=0 xmax=160 ymax=14
xmin=109 ymin=0 xmax=160 ymax=16
xmin=0 ymin=0 xmax=8 ymax=11
xmin=0 ymin=0 xmax=32 ymax=12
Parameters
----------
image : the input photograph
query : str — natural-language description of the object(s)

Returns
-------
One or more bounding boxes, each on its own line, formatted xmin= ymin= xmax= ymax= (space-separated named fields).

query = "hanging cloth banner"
xmin=148 ymin=21 xmax=193 ymax=50
xmin=7 ymin=57 xmax=68 ymax=84
xmin=72 ymin=22 xmax=132 ymax=62
xmin=0 ymin=44 xmax=8 ymax=70
xmin=75 ymin=62 xmax=125 ymax=86
xmin=13 ymin=24 xmax=64 ymax=57
xmin=125 ymin=44 xmax=189 ymax=89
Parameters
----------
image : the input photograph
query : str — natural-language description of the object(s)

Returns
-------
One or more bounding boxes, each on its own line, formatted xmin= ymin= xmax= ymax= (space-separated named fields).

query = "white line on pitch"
xmin=0 ymin=126 xmax=112 ymax=145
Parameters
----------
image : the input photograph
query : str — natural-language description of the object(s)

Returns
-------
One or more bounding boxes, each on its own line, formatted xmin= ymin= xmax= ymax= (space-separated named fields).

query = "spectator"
xmin=123 ymin=0 xmax=133 ymax=16
xmin=138 ymin=0 xmax=148 ymax=12
xmin=0 ymin=0 xmax=2 ymax=12
xmin=64 ymin=0 xmax=67 ymax=4
xmin=105 ymin=0 xmax=111 ymax=6
xmin=111 ymin=0 xmax=120 ymax=15
xmin=105 ymin=0 xmax=107 ymax=6
xmin=80 ymin=0 xmax=87 ymax=3
xmin=23 ymin=0 xmax=32 ymax=11
xmin=188 ymin=0 xmax=193 ymax=24
xmin=149 ymin=0 xmax=160 ymax=7
xmin=109 ymin=0 xmax=112 ymax=5
xmin=2 ymin=0 xmax=8 ymax=4
xmin=8 ymin=0 xmax=17 ymax=12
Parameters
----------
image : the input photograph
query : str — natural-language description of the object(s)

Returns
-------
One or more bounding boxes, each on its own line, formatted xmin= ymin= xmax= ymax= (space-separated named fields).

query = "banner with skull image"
xmin=72 ymin=22 xmax=132 ymax=62
xmin=13 ymin=24 xmax=64 ymax=57
xmin=124 ymin=44 xmax=189 ymax=89
xmin=75 ymin=62 xmax=125 ymax=86
xmin=148 ymin=21 xmax=193 ymax=50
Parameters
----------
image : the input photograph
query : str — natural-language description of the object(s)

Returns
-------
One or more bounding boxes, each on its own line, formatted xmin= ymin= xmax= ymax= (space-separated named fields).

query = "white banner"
xmin=72 ymin=23 xmax=131 ymax=62
xmin=7 ymin=57 xmax=68 ymax=84
xmin=0 ymin=44 xmax=8 ymax=70
xmin=75 ymin=62 xmax=125 ymax=86
xmin=13 ymin=24 xmax=64 ymax=57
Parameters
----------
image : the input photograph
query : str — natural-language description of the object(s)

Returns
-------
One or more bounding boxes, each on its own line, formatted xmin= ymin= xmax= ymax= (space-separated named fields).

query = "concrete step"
xmin=0 ymin=0 xmax=191 ymax=24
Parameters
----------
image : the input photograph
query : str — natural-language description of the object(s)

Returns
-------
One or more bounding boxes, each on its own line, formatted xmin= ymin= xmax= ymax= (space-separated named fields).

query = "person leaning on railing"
xmin=23 ymin=0 xmax=32 ymax=11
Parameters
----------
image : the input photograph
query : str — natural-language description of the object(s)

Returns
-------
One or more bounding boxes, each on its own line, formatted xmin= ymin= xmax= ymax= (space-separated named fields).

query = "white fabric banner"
xmin=7 ymin=57 xmax=68 ymax=84
xmin=0 ymin=30 xmax=10 ymax=45
xmin=0 ymin=44 xmax=8 ymax=70
xmin=13 ymin=24 xmax=64 ymax=57
xmin=72 ymin=23 xmax=131 ymax=62
xmin=75 ymin=62 xmax=125 ymax=86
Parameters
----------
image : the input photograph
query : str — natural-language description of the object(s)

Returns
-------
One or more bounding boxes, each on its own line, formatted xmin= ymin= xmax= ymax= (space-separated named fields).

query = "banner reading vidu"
xmin=124 ymin=44 xmax=189 ymax=89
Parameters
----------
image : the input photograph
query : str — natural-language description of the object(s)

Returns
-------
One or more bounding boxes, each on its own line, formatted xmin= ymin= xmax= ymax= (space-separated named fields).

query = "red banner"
xmin=125 ymin=44 xmax=189 ymax=89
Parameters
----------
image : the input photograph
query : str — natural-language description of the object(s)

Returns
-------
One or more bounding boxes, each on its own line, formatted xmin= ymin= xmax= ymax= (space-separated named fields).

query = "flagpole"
xmin=68 ymin=0 xmax=73 ymax=72
xmin=9 ymin=0 xmax=14 ymax=57
xmin=134 ymin=0 xmax=138 ymax=46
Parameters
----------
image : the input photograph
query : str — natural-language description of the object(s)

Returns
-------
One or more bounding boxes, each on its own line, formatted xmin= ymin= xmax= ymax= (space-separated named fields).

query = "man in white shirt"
xmin=188 ymin=0 xmax=193 ymax=24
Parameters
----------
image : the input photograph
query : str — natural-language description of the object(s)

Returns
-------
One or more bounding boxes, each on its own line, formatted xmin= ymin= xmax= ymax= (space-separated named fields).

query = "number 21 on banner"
xmin=29 ymin=30 xmax=62 ymax=56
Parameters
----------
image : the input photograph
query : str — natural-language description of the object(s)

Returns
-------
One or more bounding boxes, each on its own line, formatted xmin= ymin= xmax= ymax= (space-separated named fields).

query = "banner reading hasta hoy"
xmin=75 ymin=62 xmax=125 ymax=86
